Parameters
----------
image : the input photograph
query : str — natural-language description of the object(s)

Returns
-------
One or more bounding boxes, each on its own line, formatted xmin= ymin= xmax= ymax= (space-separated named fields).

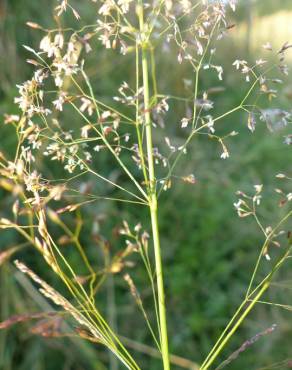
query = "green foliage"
xmin=1 ymin=1 xmax=292 ymax=370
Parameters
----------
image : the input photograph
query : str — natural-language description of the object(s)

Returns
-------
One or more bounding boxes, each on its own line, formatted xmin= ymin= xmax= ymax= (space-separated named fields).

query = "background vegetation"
xmin=0 ymin=1 xmax=292 ymax=369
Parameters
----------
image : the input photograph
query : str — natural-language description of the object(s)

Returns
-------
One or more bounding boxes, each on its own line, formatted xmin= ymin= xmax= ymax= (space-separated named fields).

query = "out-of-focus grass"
xmin=0 ymin=1 xmax=292 ymax=370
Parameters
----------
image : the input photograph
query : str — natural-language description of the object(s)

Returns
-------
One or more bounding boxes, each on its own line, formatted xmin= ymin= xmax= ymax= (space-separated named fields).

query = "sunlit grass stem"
xmin=138 ymin=2 xmax=170 ymax=370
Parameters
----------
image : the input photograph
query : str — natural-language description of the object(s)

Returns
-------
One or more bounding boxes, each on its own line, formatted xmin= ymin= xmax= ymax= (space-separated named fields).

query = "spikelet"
xmin=14 ymin=260 xmax=102 ymax=341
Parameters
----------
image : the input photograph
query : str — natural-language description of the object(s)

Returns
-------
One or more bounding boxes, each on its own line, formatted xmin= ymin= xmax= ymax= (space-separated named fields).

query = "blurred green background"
xmin=0 ymin=1 xmax=292 ymax=369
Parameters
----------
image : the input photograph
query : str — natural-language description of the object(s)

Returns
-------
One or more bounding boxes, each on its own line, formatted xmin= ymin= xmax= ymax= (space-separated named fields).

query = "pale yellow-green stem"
xmin=200 ymin=281 xmax=270 ymax=370
xmin=137 ymin=2 xmax=170 ymax=370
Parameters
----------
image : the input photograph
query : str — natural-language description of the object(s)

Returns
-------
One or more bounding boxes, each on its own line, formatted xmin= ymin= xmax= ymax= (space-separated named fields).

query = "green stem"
xmin=138 ymin=3 xmax=170 ymax=370
xmin=200 ymin=281 xmax=270 ymax=370
xmin=149 ymin=198 xmax=170 ymax=370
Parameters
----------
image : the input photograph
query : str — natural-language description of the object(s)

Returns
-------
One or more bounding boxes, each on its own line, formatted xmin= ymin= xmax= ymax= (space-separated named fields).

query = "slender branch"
xmin=200 ymin=282 xmax=270 ymax=370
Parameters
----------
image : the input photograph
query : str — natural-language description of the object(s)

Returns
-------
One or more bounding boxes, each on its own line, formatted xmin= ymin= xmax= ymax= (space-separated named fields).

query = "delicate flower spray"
xmin=1 ymin=1 xmax=292 ymax=369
